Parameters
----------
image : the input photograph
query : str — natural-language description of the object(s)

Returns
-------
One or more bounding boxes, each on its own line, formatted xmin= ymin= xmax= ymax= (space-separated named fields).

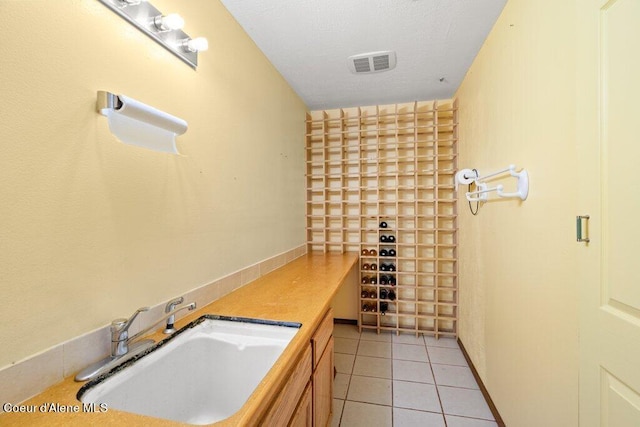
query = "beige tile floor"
xmin=332 ymin=324 xmax=498 ymax=427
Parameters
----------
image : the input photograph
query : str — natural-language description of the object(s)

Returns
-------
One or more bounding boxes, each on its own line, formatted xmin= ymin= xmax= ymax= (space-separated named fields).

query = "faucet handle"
xmin=112 ymin=306 xmax=150 ymax=334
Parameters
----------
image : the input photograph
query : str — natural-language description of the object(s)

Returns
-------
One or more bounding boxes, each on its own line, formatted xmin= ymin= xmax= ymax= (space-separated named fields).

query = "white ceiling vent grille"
xmin=348 ymin=51 xmax=397 ymax=74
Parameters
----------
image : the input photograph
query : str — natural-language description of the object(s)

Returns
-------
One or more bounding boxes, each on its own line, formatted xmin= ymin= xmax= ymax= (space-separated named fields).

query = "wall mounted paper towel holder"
xmin=455 ymin=164 xmax=529 ymax=203
xmin=97 ymin=91 xmax=122 ymax=112
xmin=97 ymin=91 xmax=188 ymax=154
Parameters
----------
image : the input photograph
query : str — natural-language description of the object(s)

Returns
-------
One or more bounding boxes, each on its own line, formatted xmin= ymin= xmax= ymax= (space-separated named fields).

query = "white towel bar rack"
xmin=456 ymin=164 xmax=529 ymax=203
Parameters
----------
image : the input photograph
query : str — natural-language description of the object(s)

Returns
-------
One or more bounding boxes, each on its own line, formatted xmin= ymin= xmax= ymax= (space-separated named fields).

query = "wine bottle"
xmin=388 ymin=249 xmax=396 ymax=257
xmin=380 ymin=221 xmax=388 ymax=228
xmin=379 ymin=288 xmax=388 ymax=299
xmin=361 ymin=277 xmax=370 ymax=284
xmin=380 ymin=302 xmax=389 ymax=314
xmin=388 ymin=290 xmax=396 ymax=301
xmin=388 ymin=235 xmax=396 ymax=243
xmin=380 ymin=276 xmax=388 ymax=285
xmin=362 ymin=263 xmax=370 ymax=270
xmin=370 ymin=276 xmax=377 ymax=285
xmin=380 ymin=249 xmax=388 ymax=257
xmin=370 ymin=263 xmax=378 ymax=271
xmin=380 ymin=235 xmax=388 ymax=243
xmin=361 ymin=248 xmax=370 ymax=256
xmin=370 ymin=249 xmax=377 ymax=256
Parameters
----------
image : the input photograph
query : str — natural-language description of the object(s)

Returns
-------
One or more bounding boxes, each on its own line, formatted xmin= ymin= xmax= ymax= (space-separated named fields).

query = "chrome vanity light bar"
xmin=97 ymin=0 xmax=207 ymax=69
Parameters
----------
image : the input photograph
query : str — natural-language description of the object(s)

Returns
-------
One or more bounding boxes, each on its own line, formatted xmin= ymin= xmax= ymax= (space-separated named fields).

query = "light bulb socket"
xmin=181 ymin=38 xmax=196 ymax=52
xmin=119 ymin=0 xmax=143 ymax=6
xmin=182 ymin=37 xmax=208 ymax=53
xmin=153 ymin=13 xmax=184 ymax=32
xmin=153 ymin=15 xmax=166 ymax=31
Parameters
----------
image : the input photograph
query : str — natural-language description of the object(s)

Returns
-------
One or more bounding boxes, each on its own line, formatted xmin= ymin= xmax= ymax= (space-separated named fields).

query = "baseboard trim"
xmin=334 ymin=318 xmax=357 ymax=325
xmin=457 ymin=338 xmax=506 ymax=427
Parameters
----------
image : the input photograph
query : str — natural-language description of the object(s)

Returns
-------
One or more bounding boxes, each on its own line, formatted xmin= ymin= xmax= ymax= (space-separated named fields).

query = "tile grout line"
xmin=424 ymin=335 xmax=448 ymax=427
xmin=341 ymin=396 xmax=450 ymax=414
xmin=390 ymin=336 xmax=394 ymax=427
xmin=335 ymin=351 xmax=351 ymax=427
xmin=427 ymin=338 xmax=499 ymax=425
xmin=339 ymin=332 xmax=361 ymax=427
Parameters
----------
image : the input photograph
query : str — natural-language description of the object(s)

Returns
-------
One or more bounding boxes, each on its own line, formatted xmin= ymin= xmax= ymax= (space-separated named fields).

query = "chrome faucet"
xmin=111 ymin=302 xmax=197 ymax=357
xmin=76 ymin=299 xmax=196 ymax=382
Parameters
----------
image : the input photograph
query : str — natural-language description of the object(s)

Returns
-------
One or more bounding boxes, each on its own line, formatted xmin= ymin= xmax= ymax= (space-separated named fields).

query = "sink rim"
xmin=76 ymin=314 xmax=302 ymax=402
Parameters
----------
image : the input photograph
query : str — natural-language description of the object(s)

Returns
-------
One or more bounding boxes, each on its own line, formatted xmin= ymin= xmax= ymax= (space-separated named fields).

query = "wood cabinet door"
xmin=313 ymin=337 xmax=334 ymax=427
xmin=289 ymin=382 xmax=312 ymax=427
xmin=261 ymin=345 xmax=312 ymax=427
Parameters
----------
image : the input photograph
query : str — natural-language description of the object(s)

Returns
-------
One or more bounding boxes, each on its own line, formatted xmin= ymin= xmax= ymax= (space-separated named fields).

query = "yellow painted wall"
xmin=455 ymin=0 xmax=579 ymax=425
xmin=0 ymin=0 xmax=306 ymax=368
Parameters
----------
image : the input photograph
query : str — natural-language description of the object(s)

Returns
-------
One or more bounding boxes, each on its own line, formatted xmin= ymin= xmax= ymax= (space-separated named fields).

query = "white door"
xmin=577 ymin=0 xmax=640 ymax=425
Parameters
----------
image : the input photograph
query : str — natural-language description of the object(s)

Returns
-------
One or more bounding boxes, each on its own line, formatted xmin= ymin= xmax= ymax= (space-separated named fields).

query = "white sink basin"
xmin=77 ymin=315 xmax=300 ymax=425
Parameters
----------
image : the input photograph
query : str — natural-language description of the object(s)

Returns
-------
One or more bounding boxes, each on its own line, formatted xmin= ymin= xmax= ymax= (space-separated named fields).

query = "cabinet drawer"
xmin=261 ymin=344 xmax=312 ymax=427
xmin=312 ymin=309 xmax=333 ymax=368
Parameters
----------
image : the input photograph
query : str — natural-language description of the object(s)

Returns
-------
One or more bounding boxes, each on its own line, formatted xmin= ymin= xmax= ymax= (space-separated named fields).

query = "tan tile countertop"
xmin=0 ymin=252 xmax=358 ymax=426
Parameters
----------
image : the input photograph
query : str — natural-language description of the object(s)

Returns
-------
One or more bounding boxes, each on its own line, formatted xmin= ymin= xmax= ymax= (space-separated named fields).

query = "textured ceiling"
xmin=219 ymin=0 xmax=507 ymax=110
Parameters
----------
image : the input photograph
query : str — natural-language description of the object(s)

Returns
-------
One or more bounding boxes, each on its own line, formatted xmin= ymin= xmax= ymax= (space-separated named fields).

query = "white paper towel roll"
xmin=455 ymin=169 xmax=477 ymax=189
xmin=116 ymin=95 xmax=188 ymax=135
xmin=104 ymin=95 xmax=188 ymax=154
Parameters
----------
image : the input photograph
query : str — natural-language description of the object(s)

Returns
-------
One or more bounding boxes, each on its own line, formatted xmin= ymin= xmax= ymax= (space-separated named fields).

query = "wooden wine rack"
xmin=305 ymin=99 xmax=458 ymax=338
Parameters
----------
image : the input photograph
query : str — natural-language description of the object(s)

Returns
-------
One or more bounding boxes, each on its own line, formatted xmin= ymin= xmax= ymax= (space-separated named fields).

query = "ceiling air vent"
xmin=348 ymin=51 xmax=397 ymax=74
